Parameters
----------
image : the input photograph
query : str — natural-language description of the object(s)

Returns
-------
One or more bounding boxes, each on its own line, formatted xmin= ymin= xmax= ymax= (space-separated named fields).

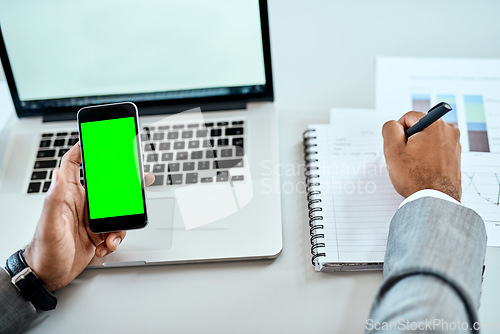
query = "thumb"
xmin=40 ymin=168 xmax=67 ymax=226
xmin=398 ymin=111 xmax=426 ymax=130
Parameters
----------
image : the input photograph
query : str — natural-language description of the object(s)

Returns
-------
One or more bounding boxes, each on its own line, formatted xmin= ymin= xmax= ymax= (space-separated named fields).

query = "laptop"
xmin=0 ymin=0 xmax=282 ymax=267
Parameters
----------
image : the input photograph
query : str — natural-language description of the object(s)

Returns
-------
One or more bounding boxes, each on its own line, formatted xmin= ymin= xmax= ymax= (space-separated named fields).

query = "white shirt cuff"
xmin=398 ymin=189 xmax=461 ymax=209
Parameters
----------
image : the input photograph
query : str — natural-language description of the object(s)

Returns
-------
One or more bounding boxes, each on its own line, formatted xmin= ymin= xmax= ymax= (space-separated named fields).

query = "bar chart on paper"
xmin=411 ymin=92 xmax=500 ymax=222
xmin=378 ymin=57 xmax=500 ymax=227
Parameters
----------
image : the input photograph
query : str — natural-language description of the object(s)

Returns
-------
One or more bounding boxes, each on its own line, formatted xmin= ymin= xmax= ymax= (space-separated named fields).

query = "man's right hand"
xmin=382 ymin=111 xmax=462 ymax=202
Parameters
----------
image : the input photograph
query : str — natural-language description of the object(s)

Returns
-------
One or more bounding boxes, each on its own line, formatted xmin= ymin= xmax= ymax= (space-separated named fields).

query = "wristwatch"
xmin=5 ymin=250 xmax=57 ymax=311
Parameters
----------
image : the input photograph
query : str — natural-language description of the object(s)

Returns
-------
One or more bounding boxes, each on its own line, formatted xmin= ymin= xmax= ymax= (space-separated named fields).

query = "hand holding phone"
xmin=78 ymin=102 xmax=148 ymax=232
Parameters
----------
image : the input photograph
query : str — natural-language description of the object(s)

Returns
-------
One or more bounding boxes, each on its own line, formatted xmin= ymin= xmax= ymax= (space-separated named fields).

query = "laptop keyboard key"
xmin=143 ymin=164 xmax=151 ymax=172
xmin=232 ymin=137 xmax=244 ymax=148
xmin=31 ymin=171 xmax=47 ymax=180
xmin=168 ymin=163 xmax=180 ymax=172
xmin=167 ymin=132 xmax=179 ymax=139
xmin=53 ymin=139 xmax=66 ymax=147
xmin=56 ymin=132 xmax=68 ymax=136
xmin=191 ymin=150 xmax=203 ymax=159
xmin=216 ymin=171 xmax=229 ymax=182
xmin=204 ymin=122 xmax=214 ymax=127
xmin=71 ymin=131 xmax=79 ymax=136
xmin=206 ymin=150 xmax=217 ymax=158
xmin=225 ymin=127 xmax=244 ymax=136
xmin=153 ymin=132 xmax=165 ymax=141
xmin=42 ymin=181 xmax=52 ymax=192
xmin=173 ymin=124 xmax=184 ymax=129
xmin=198 ymin=161 xmax=210 ymax=170
xmin=196 ymin=129 xmax=208 ymax=137
xmin=210 ymin=129 xmax=222 ymax=137
xmin=201 ymin=177 xmax=213 ymax=183
xmin=158 ymin=125 xmax=170 ymax=130
xmin=153 ymin=164 xmax=165 ymax=173
xmin=176 ymin=152 xmax=188 ymax=160
xmin=232 ymin=121 xmax=244 ymax=125
xmin=37 ymin=150 xmax=56 ymax=158
xmin=203 ymin=139 xmax=214 ymax=148
xmin=68 ymin=138 xmax=79 ymax=146
xmin=28 ymin=182 xmax=42 ymax=193
xmin=141 ymin=133 xmax=150 ymax=141
xmin=217 ymin=138 xmax=229 ymax=146
xmin=217 ymin=121 xmax=228 ymax=126
xmin=147 ymin=154 xmax=159 ymax=162
xmin=58 ymin=148 xmax=69 ymax=157
xmin=188 ymin=140 xmax=200 ymax=149
xmin=185 ymin=173 xmax=198 ymax=184
xmin=183 ymin=162 xmax=195 ymax=171
xmin=235 ymin=147 xmax=245 ymax=157
xmin=214 ymin=159 xmax=243 ymax=169
xmin=174 ymin=141 xmax=185 ymax=150
xmin=167 ymin=174 xmax=183 ymax=185
xmin=145 ymin=143 xmax=156 ymax=151
xmin=152 ymin=175 xmax=164 ymax=186
xmin=162 ymin=152 xmax=173 ymax=161
xmin=40 ymin=140 xmax=51 ymax=148
xmin=182 ymin=131 xmax=193 ymax=139
xmin=34 ymin=160 xmax=57 ymax=169
xmin=231 ymin=175 xmax=245 ymax=181
xmin=220 ymin=149 xmax=232 ymax=158
xmin=187 ymin=124 xmax=199 ymax=128
xmin=159 ymin=142 xmax=171 ymax=151
xmin=42 ymin=133 xmax=53 ymax=138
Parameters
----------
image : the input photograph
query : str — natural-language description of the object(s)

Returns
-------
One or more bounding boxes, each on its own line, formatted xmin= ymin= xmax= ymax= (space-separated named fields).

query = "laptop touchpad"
xmin=116 ymin=197 xmax=175 ymax=252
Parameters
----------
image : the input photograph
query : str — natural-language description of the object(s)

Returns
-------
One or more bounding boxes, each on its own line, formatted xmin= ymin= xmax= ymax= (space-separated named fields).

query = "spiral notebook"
xmin=303 ymin=109 xmax=403 ymax=272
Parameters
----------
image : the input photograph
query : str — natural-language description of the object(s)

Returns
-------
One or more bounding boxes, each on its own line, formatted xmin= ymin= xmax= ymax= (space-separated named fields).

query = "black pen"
xmin=405 ymin=102 xmax=453 ymax=138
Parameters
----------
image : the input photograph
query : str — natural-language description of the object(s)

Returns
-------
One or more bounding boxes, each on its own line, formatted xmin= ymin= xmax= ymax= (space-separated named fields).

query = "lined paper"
xmin=309 ymin=109 xmax=403 ymax=270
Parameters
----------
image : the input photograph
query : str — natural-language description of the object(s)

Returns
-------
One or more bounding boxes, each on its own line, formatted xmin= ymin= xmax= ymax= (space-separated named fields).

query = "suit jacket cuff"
xmin=384 ymin=197 xmax=487 ymax=310
xmin=0 ymin=267 xmax=38 ymax=333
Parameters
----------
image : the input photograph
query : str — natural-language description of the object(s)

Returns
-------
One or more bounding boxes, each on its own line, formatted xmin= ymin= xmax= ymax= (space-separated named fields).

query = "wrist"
xmin=5 ymin=250 xmax=57 ymax=311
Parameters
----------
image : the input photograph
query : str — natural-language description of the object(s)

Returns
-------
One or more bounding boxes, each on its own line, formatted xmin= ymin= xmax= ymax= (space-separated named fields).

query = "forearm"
xmin=0 ymin=268 xmax=38 ymax=334
xmin=367 ymin=197 xmax=487 ymax=333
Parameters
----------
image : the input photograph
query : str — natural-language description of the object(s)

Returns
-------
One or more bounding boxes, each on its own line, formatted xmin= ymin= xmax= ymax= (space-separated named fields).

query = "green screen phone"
xmin=77 ymin=102 xmax=147 ymax=232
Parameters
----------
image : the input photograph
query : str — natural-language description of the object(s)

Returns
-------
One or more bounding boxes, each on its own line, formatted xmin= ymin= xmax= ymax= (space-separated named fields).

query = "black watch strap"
xmin=5 ymin=250 xmax=57 ymax=311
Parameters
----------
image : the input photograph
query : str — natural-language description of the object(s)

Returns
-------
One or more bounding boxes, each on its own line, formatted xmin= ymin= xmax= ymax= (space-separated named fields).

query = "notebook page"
xmin=318 ymin=109 xmax=403 ymax=267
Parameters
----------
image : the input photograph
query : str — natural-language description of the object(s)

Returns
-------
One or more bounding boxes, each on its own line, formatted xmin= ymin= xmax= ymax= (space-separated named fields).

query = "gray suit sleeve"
xmin=366 ymin=197 xmax=487 ymax=333
xmin=0 ymin=268 xmax=38 ymax=334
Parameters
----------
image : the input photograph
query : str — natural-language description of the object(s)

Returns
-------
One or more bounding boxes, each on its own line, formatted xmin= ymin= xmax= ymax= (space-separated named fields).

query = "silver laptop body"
xmin=0 ymin=0 xmax=282 ymax=267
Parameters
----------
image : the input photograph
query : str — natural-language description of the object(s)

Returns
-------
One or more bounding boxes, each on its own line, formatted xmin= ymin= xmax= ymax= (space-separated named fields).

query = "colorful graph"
xmin=436 ymin=94 xmax=458 ymax=125
xmin=464 ymin=95 xmax=490 ymax=152
xmin=411 ymin=93 xmax=431 ymax=112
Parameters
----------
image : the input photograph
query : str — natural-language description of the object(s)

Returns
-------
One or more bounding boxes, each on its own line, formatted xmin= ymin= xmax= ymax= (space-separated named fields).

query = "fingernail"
xmin=113 ymin=237 xmax=122 ymax=248
xmin=100 ymin=248 xmax=108 ymax=257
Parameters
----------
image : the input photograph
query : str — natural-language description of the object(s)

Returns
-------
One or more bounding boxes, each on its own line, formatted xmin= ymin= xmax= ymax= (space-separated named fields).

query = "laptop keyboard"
xmin=28 ymin=120 xmax=246 ymax=194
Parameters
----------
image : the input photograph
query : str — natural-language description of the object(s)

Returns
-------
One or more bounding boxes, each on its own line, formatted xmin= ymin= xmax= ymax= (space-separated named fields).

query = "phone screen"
xmin=80 ymin=116 xmax=144 ymax=220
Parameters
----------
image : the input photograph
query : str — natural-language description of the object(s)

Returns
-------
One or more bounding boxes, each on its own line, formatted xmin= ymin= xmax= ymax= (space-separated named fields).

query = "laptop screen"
xmin=0 ymin=0 xmax=271 ymax=115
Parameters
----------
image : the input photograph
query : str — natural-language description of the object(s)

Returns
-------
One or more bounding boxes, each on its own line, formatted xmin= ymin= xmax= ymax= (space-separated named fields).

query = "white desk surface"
xmin=0 ymin=1 xmax=499 ymax=333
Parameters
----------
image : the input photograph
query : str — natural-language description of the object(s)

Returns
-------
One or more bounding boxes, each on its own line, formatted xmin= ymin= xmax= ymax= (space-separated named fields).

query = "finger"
xmin=105 ymin=231 xmax=126 ymax=252
xmin=144 ymin=172 xmax=155 ymax=187
xmin=40 ymin=169 xmax=67 ymax=226
xmin=382 ymin=120 xmax=406 ymax=152
xmin=397 ymin=111 xmax=426 ymax=130
xmin=60 ymin=142 xmax=82 ymax=184
xmin=94 ymin=231 xmax=126 ymax=257
xmin=95 ymin=242 xmax=109 ymax=258
xmin=86 ymin=226 xmax=105 ymax=248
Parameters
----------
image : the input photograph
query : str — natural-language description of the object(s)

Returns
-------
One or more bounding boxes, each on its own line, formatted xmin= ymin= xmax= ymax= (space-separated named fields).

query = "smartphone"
xmin=77 ymin=102 xmax=148 ymax=233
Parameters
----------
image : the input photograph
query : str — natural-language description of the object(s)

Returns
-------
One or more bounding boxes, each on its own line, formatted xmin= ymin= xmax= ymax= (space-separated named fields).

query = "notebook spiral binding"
xmin=303 ymin=129 xmax=326 ymax=266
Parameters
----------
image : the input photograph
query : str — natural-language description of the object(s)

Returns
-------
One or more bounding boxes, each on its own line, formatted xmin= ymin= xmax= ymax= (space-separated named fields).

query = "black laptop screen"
xmin=0 ymin=0 xmax=273 ymax=117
